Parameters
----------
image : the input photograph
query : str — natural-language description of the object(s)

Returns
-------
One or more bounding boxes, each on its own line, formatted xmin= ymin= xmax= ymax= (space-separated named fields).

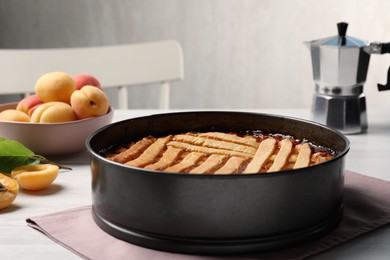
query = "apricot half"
xmin=11 ymin=164 xmax=59 ymax=191
xmin=0 ymin=173 xmax=19 ymax=210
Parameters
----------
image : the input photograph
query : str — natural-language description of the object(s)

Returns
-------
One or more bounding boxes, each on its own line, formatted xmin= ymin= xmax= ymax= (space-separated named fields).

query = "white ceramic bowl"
xmin=0 ymin=102 xmax=114 ymax=156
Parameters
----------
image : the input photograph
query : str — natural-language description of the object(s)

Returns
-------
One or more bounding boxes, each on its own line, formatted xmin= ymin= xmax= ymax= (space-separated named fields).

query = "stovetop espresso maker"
xmin=305 ymin=22 xmax=390 ymax=134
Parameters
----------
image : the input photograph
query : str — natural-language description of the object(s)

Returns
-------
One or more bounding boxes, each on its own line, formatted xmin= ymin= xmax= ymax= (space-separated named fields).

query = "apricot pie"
xmin=105 ymin=131 xmax=335 ymax=174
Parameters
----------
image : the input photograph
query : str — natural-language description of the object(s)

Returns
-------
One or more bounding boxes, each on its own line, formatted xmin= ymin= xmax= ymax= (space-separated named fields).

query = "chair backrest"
xmin=0 ymin=41 xmax=184 ymax=109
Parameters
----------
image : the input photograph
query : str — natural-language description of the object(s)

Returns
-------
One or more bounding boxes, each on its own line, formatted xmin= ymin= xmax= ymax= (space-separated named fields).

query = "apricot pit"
xmin=0 ymin=173 xmax=19 ymax=210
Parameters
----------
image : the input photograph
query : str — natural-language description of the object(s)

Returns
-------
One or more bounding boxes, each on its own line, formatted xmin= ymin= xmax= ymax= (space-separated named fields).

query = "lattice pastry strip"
xmin=167 ymin=141 xmax=253 ymax=159
xmin=111 ymin=136 xmax=156 ymax=163
xmin=293 ymin=143 xmax=312 ymax=169
xmin=145 ymin=146 xmax=183 ymax=171
xmin=173 ymin=134 xmax=257 ymax=155
xmin=243 ymin=138 xmax=276 ymax=174
xmin=164 ymin=152 xmax=205 ymax=173
xmin=267 ymin=139 xmax=293 ymax=173
xmin=125 ymin=136 xmax=172 ymax=167
xmin=214 ymin=156 xmax=249 ymax=174
xmin=190 ymin=154 xmax=227 ymax=174
xmin=198 ymin=132 xmax=258 ymax=148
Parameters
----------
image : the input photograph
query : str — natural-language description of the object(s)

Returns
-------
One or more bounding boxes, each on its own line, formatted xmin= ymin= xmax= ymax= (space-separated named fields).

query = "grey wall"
xmin=1 ymin=0 xmax=390 ymax=110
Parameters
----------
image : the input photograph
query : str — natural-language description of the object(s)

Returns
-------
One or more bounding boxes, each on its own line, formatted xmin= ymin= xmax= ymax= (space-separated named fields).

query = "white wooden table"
xmin=1 ymin=108 xmax=390 ymax=260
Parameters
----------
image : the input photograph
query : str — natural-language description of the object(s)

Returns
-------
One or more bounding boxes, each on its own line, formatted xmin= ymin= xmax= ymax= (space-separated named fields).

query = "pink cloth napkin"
xmin=26 ymin=171 xmax=390 ymax=260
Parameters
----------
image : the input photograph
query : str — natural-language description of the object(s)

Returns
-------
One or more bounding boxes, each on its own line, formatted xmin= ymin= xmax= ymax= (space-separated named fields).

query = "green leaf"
xmin=0 ymin=139 xmax=38 ymax=173
xmin=0 ymin=138 xmax=34 ymax=156
xmin=0 ymin=138 xmax=72 ymax=173
xmin=0 ymin=139 xmax=72 ymax=190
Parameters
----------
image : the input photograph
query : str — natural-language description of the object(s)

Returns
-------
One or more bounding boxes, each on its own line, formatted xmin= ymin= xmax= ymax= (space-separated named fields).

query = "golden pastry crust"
xmin=106 ymin=131 xmax=334 ymax=174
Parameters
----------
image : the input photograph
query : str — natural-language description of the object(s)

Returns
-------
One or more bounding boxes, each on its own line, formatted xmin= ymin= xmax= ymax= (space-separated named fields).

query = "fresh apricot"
xmin=73 ymin=74 xmax=102 ymax=90
xmin=35 ymin=72 xmax=76 ymax=103
xmin=11 ymin=164 xmax=59 ymax=191
xmin=30 ymin=102 xmax=77 ymax=123
xmin=0 ymin=173 xmax=19 ymax=210
xmin=16 ymin=95 xmax=43 ymax=115
xmin=0 ymin=109 xmax=30 ymax=122
xmin=70 ymin=85 xmax=110 ymax=119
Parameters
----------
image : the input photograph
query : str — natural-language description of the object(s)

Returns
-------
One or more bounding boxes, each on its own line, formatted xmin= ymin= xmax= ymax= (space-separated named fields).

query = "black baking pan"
xmin=86 ymin=111 xmax=350 ymax=255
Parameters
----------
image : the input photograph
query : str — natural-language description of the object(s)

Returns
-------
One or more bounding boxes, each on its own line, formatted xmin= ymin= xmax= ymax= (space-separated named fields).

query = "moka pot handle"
xmin=378 ymin=66 xmax=390 ymax=91
xmin=364 ymin=42 xmax=390 ymax=54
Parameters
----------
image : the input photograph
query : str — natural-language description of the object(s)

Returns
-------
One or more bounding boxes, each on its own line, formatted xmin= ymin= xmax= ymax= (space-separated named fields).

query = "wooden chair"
xmin=0 ymin=41 xmax=184 ymax=109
